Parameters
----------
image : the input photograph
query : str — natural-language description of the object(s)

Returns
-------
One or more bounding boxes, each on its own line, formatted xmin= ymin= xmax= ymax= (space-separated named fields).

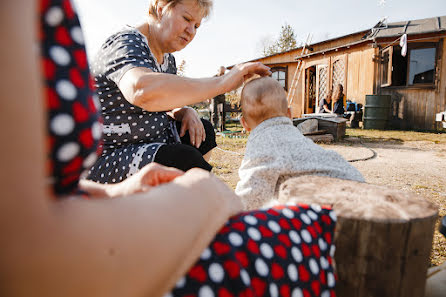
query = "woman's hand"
xmin=222 ymin=62 xmax=272 ymax=92
xmin=80 ymin=163 xmax=184 ymax=198
xmin=170 ymin=107 xmax=205 ymax=148
xmin=173 ymin=168 xmax=244 ymax=217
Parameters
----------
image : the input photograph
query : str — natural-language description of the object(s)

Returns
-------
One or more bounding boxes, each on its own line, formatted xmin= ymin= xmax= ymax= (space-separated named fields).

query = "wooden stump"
xmin=278 ymin=176 xmax=438 ymax=297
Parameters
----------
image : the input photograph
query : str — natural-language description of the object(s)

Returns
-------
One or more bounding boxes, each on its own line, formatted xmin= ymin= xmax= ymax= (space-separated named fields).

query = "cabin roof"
xmin=366 ymin=16 xmax=446 ymax=39
xmin=229 ymin=15 xmax=446 ymax=67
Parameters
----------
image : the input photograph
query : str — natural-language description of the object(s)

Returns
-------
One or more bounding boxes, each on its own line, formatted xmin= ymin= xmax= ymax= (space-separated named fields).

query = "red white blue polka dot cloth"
xmin=40 ymin=0 xmax=101 ymax=196
xmin=167 ymin=204 xmax=337 ymax=297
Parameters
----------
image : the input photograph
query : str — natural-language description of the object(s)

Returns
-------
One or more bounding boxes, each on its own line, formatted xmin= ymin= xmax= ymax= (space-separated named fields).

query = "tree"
xmin=261 ymin=23 xmax=298 ymax=57
xmin=177 ymin=60 xmax=186 ymax=76
xmin=277 ymin=23 xmax=297 ymax=52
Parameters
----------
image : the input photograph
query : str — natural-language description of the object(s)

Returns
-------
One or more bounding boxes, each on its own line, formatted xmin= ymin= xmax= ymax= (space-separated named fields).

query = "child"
xmin=235 ymin=77 xmax=365 ymax=210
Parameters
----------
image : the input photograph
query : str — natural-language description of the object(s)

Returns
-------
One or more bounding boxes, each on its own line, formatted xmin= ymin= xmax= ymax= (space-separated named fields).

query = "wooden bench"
xmin=294 ymin=115 xmax=348 ymax=142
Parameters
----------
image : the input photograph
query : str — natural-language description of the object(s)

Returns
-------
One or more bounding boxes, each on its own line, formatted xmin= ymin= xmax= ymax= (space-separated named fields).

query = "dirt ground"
xmin=210 ymin=130 xmax=446 ymax=266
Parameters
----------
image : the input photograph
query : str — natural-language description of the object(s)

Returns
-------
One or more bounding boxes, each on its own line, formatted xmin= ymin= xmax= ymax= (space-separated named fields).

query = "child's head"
xmin=240 ymin=76 xmax=290 ymax=131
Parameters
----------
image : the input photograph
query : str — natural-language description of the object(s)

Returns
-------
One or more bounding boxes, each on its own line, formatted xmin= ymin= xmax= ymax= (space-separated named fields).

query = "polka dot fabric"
xmin=40 ymin=0 xmax=101 ymax=196
xmin=168 ymin=204 xmax=337 ymax=297
xmin=87 ymin=27 xmax=181 ymax=184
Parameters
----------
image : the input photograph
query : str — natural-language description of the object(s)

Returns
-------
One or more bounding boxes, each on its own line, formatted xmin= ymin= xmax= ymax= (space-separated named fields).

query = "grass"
xmin=346 ymin=128 xmax=446 ymax=143
xmin=211 ymin=127 xmax=446 ymax=267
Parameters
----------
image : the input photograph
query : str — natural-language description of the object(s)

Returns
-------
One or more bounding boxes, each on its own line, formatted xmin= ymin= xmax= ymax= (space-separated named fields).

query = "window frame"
xmin=380 ymin=47 xmax=393 ymax=87
xmin=380 ymin=41 xmax=439 ymax=89
xmin=271 ymin=66 xmax=288 ymax=91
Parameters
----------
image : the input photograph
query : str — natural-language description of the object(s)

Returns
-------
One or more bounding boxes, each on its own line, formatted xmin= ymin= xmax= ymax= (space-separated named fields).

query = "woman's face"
xmin=332 ymin=86 xmax=342 ymax=101
xmin=157 ymin=0 xmax=203 ymax=53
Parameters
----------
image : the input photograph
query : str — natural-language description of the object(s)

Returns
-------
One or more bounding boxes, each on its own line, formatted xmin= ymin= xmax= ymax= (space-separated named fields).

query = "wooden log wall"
xmin=346 ymin=48 xmax=376 ymax=106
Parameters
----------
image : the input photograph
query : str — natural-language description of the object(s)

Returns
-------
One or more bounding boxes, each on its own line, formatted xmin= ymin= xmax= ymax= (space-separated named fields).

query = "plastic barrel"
xmin=363 ymin=95 xmax=391 ymax=130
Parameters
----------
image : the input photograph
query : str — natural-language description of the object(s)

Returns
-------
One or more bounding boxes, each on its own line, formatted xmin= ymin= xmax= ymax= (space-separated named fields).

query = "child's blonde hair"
xmin=240 ymin=77 xmax=288 ymax=124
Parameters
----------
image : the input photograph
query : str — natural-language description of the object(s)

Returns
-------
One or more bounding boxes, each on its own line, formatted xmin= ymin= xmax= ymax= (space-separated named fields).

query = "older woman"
xmin=86 ymin=0 xmax=270 ymax=184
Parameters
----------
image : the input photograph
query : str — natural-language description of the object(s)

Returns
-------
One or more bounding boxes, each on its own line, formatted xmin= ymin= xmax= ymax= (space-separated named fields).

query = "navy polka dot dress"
xmin=40 ymin=1 xmax=338 ymax=296
xmin=87 ymin=26 xmax=181 ymax=184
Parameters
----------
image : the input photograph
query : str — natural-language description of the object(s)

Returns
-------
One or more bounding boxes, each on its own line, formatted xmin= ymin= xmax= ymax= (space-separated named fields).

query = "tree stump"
xmin=278 ymin=176 xmax=438 ymax=297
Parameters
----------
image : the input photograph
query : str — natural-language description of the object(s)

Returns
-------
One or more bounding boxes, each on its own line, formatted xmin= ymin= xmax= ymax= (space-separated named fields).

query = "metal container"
xmin=363 ymin=95 xmax=391 ymax=130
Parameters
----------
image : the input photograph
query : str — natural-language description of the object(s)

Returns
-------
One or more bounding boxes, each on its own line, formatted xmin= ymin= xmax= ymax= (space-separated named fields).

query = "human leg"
xmin=154 ymin=144 xmax=212 ymax=172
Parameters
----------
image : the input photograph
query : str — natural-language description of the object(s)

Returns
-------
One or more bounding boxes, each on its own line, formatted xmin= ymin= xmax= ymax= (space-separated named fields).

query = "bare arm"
xmin=0 ymin=2 xmax=242 ymax=297
xmin=119 ymin=63 xmax=271 ymax=112
xmin=323 ymin=104 xmax=332 ymax=113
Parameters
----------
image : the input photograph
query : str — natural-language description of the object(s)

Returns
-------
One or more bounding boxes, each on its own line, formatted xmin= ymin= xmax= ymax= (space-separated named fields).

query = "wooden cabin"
xmin=235 ymin=16 xmax=446 ymax=131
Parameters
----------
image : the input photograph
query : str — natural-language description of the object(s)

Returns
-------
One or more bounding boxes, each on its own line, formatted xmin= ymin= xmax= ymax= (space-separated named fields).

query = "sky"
xmin=72 ymin=0 xmax=446 ymax=78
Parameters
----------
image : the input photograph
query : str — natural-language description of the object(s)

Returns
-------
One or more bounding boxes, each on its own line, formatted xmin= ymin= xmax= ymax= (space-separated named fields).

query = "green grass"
xmin=346 ymin=128 xmax=446 ymax=143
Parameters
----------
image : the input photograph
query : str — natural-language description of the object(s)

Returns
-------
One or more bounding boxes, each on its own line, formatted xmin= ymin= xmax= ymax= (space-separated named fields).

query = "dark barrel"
xmin=363 ymin=95 xmax=391 ymax=129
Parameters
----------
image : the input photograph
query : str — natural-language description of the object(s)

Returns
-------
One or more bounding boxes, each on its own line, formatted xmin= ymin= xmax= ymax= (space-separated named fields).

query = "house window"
xmin=381 ymin=43 xmax=437 ymax=87
xmin=271 ymin=67 xmax=288 ymax=90
xmin=408 ymin=47 xmax=436 ymax=85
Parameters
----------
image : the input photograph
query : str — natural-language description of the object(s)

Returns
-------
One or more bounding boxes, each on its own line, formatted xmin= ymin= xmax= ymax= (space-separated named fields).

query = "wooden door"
xmin=331 ymin=55 xmax=347 ymax=106
xmin=315 ymin=64 xmax=329 ymax=113
xmin=305 ymin=67 xmax=317 ymax=114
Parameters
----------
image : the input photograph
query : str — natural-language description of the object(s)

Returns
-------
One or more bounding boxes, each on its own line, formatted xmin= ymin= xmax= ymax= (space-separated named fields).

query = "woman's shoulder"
xmin=99 ymin=26 xmax=147 ymax=51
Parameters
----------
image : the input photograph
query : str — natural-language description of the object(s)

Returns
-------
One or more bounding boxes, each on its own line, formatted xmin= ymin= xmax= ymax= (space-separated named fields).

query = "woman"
xmin=332 ymin=84 xmax=345 ymax=115
xmin=0 ymin=1 xmax=336 ymax=296
xmin=319 ymin=89 xmax=332 ymax=113
xmin=87 ymin=0 xmax=270 ymax=184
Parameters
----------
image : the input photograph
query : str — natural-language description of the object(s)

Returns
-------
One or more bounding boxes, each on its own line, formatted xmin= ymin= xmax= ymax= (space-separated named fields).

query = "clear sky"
xmin=73 ymin=0 xmax=446 ymax=78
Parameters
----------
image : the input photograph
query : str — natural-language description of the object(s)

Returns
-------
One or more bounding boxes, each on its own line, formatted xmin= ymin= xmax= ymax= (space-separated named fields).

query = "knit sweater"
xmin=235 ymin=116 xmax=365 ymax=210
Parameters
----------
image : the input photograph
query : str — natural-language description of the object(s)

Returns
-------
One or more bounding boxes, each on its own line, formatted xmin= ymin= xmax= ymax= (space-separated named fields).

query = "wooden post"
xmin=278 ymin=176 xmax=438 ymax=297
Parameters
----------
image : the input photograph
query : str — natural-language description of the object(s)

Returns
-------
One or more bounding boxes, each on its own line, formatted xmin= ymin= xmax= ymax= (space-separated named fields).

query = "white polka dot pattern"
xmin=51 ymin=114 xmax=74 ymax=136
xmin=56 ymin=80 xmax=77 ymax=100
xmin=260 ymin=243 xmax=274 ymax=259
xmin=228 ymin=232 xmax=243 ymax=246
xmin=45 ymin=6 xmax=64 ymax=27
xmin=198 ymin=286 xmax=214 ymax=297
xmin=50 ymin=46 xmax=71 ymax=66
xmin=247 ymin=227 xmax=261 ymax=241
xmin=255 ymin=258 xmax=269 ymax=276
xmin=269 ymin=283 xmax=279 ymax=297
xmin=57 ymin=142 xmax=80 ymax=162
xmin=208 ymin=263 xmax=224 ymax=283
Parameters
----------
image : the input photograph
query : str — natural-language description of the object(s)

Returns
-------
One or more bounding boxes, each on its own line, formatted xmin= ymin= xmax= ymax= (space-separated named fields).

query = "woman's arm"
xmin=323 ymin=103 xmax=332 ymax=113
xmin=118 ymin=63 xmax=271 ymax=112
xmin=0 ymin=2 xmax=242 ymax=297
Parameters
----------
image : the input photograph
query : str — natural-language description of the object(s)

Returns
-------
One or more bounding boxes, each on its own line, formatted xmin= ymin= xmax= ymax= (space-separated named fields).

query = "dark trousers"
xmin=154 ymin=119 xmax=216 ymax=172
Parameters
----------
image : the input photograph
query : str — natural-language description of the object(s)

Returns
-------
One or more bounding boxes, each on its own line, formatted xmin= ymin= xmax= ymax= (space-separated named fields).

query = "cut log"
xmin=306 ymin=133 xmax=334 ymax=143
xmin=303 ymin=129 xmax=328 ymax=136
xmin=278 ymin=176 xmax=438 ymax=297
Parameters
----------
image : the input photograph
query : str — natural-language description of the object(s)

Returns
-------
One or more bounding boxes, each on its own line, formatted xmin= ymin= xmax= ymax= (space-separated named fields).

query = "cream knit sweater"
xmin=235 ymin=116 xmax=365 ymax=210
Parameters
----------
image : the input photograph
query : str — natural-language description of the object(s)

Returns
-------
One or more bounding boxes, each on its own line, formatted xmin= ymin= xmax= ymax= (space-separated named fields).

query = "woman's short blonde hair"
xmin=148 ymin=0 xmax=213 ymax=20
